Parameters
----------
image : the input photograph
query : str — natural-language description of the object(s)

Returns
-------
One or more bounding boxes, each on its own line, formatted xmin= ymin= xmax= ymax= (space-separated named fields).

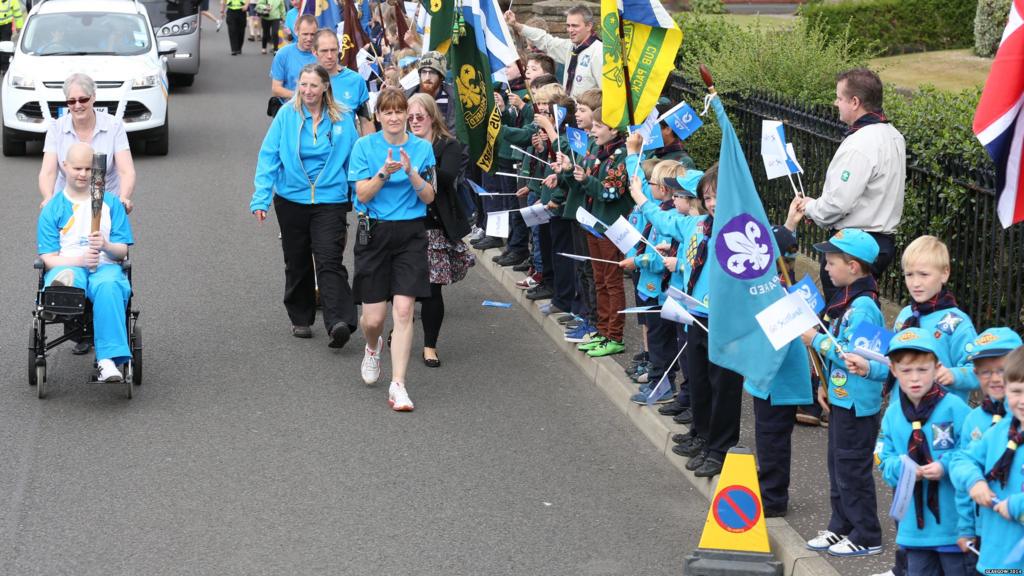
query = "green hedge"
xmin=800 ymin=0 xmax=978 ymax=56
xmin=975 ymin=0 xmax=1011 ymax=56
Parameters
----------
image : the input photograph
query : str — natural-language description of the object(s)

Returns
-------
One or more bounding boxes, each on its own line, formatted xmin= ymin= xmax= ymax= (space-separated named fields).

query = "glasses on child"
xmin=408 ymin=113 xmax=428 ymax=123
xmin=66 ymin=96 xmax=91 ymax=106
xmin=977 ymin=367 xmax=1005 ymax=378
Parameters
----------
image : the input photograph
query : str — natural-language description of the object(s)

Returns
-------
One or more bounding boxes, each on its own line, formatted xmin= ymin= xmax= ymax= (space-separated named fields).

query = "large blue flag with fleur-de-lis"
xmin=706 ymin=96 xmax=811 ymax=405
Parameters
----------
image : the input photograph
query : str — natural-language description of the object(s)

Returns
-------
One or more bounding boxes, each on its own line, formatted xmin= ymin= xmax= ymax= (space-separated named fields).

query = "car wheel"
xmin=147 ymin=117 xmax=169 ymax=156
xmin=169 ymin=73 xmax=195 ymax=88
xmin=3 ymin=126 xmax=26 ymax=157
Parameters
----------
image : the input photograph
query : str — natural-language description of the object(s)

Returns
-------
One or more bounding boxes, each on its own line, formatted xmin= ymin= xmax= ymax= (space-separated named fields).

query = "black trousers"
xmin=274 ymin=196 xmax=356 ymax=332
xmin=546 ymin=216 xmax=576 ymax=311
xmin=0 ymin=23 xmax=12 ymax=74
xmin=570 ymin=223 xmax=597 ymax=324
xmin=753 ymin=397 xmax=796 ymax=512
xmin=225 ymin=8 xmax=246 ymax=53
xmin=646 ymin=313 xmax=683 ymax=393
xmin=260 ymin=18 xmax=280 ymax=50
xmin=826 ymin=405 xmax=882 ymax=547
xmin=686 ymin=321 xmax=744 ymax=461
xmin=819 ymin=231 xmax=896 ymax=302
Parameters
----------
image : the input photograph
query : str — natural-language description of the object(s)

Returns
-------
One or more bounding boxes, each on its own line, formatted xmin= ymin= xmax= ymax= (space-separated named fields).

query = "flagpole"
xmin=617 ymin=9 xmax=636 ymax=126
xmin=776 ymin=256 xmax=825 ymax=381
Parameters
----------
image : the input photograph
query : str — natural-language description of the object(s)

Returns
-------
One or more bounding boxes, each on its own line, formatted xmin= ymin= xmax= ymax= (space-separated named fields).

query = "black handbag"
xmin=267 ymin=96 xmax=283 ymax=117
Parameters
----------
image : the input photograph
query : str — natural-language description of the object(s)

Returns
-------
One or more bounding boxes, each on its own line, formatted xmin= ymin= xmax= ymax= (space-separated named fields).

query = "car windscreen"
xmin=21 ymin=13 xmax=153 ymax=56
xmin=139 ymin=0 xmax=200 ymax=27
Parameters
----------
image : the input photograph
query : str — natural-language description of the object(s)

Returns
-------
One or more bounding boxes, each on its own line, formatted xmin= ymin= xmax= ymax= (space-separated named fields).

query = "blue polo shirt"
xmin=270 ymin=43 xmax=317 ymax=92
xmin=348 ymin=131 xmax=435 ymax=221
xmin=330 ymin=68 xmax=369 ymax=112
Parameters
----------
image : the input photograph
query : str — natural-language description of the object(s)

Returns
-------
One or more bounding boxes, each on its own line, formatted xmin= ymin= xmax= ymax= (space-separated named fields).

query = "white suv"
xmin=0 ymin=0 xmax=177 ymax=156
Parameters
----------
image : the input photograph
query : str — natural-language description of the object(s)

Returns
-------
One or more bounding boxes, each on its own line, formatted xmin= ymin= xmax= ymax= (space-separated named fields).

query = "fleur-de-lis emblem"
xmin=723 ymin=221 xmax=771 ymax=275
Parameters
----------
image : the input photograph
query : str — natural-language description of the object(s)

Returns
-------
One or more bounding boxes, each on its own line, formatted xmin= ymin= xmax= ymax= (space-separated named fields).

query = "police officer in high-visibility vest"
xmin=0 ymin=0 xmax=23 ymax=41
xmin=220 ymin=0 xmax=248 ymax=55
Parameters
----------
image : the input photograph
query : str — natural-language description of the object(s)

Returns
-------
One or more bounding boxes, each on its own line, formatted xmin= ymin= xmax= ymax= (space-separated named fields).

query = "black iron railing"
xmin=664 ymin=74 xmax=1023 ymax=331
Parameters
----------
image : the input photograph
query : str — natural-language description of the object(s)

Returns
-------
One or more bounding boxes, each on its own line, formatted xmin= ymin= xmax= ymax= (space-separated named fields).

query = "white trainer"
xmin=806 ymin=530 xmax=844 ymax=550
xmin=361 ymin=336 xmax=382 ymax=385
xmin=388 ymin=381 xmax=414 ymax=411
xmin=97 ymin=359 xmax=123 ymax=382
xmin=827 ymin=536 xmax=881 ymax=557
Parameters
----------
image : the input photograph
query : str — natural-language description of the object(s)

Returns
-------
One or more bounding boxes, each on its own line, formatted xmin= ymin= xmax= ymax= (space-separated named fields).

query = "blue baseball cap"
xmin=662 ymin=170 xmax=704 ymax=197
xmin=813 ymin=228 xmax=879 ymax=265
xmin=887 ymin=328 xmax=942 ymax=358
xmin=965 ymin=327 xmax=1023 ymax=361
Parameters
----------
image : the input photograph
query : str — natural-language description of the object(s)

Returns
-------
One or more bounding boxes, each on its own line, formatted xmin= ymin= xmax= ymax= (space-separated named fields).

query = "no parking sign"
xmin=697 ymin=448 xmax=771 ymax=554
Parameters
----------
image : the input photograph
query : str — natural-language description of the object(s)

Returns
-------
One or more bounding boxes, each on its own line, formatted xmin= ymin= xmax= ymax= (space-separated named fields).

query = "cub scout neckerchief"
xmin=900 ymin=383 xmax=947 ymax=529
xmin=986 ymin=417 xmax=1024 ymax=488
xmin=899 ymin=288 xmax=959 ymax=330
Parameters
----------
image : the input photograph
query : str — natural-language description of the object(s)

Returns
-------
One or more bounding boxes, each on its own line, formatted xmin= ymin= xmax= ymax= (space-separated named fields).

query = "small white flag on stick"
xmin=485 ymin=211 xmax=510 ymax=238
xmin=755 ymin=291 xmax=820 ymax=351
xmin=520 ymin=204 xmax=552 ymax=227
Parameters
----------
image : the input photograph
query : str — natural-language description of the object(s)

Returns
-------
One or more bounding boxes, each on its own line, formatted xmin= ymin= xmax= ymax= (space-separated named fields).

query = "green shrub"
xmin=975 ymin=0 xmax=1011 ymax=56
xmin=800 ymin=0 xmax=978 ymax=56
xmin=689 ymin=0 xmax=726 ymax=14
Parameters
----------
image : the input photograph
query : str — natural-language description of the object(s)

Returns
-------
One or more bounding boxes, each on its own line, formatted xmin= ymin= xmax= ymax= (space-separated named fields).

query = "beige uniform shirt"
xmin=519 ymin=25 xmax=602 ymax=98
xmin=805 ymin=122 xmax=906 ymax=234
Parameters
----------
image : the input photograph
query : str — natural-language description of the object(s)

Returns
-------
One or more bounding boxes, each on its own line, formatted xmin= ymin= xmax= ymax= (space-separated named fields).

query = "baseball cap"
xmin=887 ymin=328 xmax=942 ymax=358
xmin=418 ymin=51 xmax=447 ymax=76
xmin=662 ymin=170 xmax=704 ymax=197
xmin=965 ymin=327 xmax=1023 ymax=361
xmin=771 ymin=225 xmax=798 ymax=258
xmin=813 ymin=228 xmax=879 ymax=265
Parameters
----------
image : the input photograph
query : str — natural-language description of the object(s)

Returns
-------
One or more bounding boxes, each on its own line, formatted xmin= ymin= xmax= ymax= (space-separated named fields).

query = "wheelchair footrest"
xmin=41 ymin=286 xmax=86 ymax=316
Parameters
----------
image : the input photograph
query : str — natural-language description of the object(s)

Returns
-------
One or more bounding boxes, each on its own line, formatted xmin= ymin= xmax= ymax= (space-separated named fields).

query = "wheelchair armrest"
xmin=121 ymin=258 xmax=131 ymax=272
xmin=33 ymin=258 xmax=44 ymax=270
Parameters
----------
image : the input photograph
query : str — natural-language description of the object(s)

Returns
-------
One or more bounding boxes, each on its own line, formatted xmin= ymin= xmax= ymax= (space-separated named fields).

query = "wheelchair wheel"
xmin=131 ymin=326 xmax=142 ymax=386
xmin=28 ymin=327 xmax=38 ymax=387
xmin=123 ymin=361 xmax=133 ymax=399
xmin=36 ymin=360 xmax=46 ymax=399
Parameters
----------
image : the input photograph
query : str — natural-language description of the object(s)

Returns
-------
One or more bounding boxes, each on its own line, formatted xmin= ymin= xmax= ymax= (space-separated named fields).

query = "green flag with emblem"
xmin=425 ymin=0 xmax=455 ymax=53
xmin=448 ymin=7 xmax=501 ymax=172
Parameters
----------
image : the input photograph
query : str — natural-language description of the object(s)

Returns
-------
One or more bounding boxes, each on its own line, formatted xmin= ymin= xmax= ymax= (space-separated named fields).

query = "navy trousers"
xmin=753 ymin=397 xmax=796 ymax=512
xmin=686 ymin=322 xmax=743 ymax=461
xmin=646 ymin=313 xmax=684 ymax=394
xmin=826 ymin=405 xmax=882 ymax=547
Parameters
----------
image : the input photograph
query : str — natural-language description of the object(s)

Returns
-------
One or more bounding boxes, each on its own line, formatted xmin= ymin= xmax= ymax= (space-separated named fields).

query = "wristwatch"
xmin=376 ymin=171 xmax=388 ymax=180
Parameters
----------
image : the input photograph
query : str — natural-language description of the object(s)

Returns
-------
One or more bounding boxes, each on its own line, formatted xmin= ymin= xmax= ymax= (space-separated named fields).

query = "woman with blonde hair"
xmin=250 ymin=64 xmax=360 ymax=348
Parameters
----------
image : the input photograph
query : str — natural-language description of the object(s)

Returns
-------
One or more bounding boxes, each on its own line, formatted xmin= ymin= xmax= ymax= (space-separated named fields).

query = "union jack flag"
xmin=975 ymin=0 xmax=1024 ymax=228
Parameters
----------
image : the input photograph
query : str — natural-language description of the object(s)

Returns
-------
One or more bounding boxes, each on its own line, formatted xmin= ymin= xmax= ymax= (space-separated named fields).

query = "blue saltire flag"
xmin=460 ymin=0 xmax=518 ymax=74
xmin=553 ymin=104 xmax=568 ymax=130
xmin=359 ymin=0 xmax=373 ymax=36
xmin=663 ymin=102 xmax=703 ymax=142
xmin=787 ymin=274 xmax=824 ymax=314
xmin=850 ymin=323 xmax=895 ymax=360
xmin=773 ymin=123 xmax=802 ymax=174
xmin=706 ymin=95 xmax=812 ymax=406
xmin=300 ymin=0 xmax=340 ymax=31
xmin=629 ymin=108 xmax=664 ymax=151
xmin=567 ymin=125 xmax=589 ymax=157
xmin=646 ymin=373 xmax=672 ymax=406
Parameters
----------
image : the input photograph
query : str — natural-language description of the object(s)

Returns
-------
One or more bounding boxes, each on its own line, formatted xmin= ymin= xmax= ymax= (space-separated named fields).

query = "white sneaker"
xmin=469 ymin=226 xmax=485 ymax=241
xmin=97 ymin=359 xmax=123 ymax=382
xmin=388 ymin=381 xmax=414 ymax=411
xmin=827 ymin=536 xmax=881 ymax=557
xmin=806 ymin=530 xmax=844 ymax=551
xmin=361 ymin=336 xmax=382 ymax=384
xmin=216 ymin=19 xmax=222 ymax=31
xmin=51 ymin=268 xmax=76 ymax=287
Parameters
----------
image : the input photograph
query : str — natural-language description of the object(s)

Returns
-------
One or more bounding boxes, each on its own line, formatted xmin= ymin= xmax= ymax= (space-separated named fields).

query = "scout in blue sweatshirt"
xmin=877 ymin=328 xmax=972 ymax=574
xmin=951 ymin=328 xmax=1023 ymax=559
xmin=801 ymin=229 xmax=885 ymax=556
xmin=890 ymin=235 xmax=979 ymax=402
xmin=948 ymin=347 xmax=1024 ymax=576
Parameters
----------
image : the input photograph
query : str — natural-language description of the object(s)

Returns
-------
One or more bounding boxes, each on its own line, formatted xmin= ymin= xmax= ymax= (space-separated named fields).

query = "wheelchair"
xmin=29 ymin=258 xmax=142 ymax=399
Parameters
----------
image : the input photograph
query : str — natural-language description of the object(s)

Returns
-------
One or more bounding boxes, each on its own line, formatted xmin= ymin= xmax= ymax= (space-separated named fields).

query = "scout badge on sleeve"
xmin=90 ymin=153 xmax=107 ymax=271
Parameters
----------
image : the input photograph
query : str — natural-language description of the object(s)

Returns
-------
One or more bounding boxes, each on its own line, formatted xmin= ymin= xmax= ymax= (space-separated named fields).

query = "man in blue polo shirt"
xmin=270 ymin=14 xmax=317 ymax=103
xmin=313 ymin=29 xmax=374 ymax=135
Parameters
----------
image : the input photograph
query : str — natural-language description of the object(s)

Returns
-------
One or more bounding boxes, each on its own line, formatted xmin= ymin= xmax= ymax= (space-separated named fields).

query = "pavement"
xmin=0 ymin=28 xmax=714 ymax=575
xmin=476 ymin=246 xmax=903 ymax=576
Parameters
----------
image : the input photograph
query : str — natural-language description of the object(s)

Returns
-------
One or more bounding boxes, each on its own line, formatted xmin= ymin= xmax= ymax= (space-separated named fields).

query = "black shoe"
xmin=673 ymin=435 xmax=705 ymax=456
xmin=685 ymin=451 xmax=706 ymax=471
xmin=491 ymin=250 xmax=508 ymax=263
xmin=423 ymin=352 xmax=441 ymax=368
xmin=658 ymin=403 xmax=686 ymax=416
xmin=764 ymin=507 xmax=787 ymax=518
xmin=474 ymin=237 xmax=504 ymax=250
xmin=292 ymin=325 xmax=312 ymax=338
xmin=328 ymin=322 xmax=351 ymax=349
xmin=231 ymin=51 xmax=241 ymax=55
xmin=525 ymin=284 xmax=554 ymax=300
xmin=673 ymin=407 xmax=694 ymax=425
xmin=71 ymin=340 xmax=92 ymax=355
xmin=694 ymin=456 xmax=724 ymax=478
xmin=512 ymin=260 xmax=532 ymax=272
xmin=496 ymin=251 xmax=529 ymax=267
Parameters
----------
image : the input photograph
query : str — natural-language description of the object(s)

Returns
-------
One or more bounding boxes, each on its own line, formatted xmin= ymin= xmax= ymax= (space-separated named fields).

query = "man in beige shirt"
xmin=504 ymin=5 xmax=601 ymax=98
xmin=798 ymin=68 xmax=906 ymax=300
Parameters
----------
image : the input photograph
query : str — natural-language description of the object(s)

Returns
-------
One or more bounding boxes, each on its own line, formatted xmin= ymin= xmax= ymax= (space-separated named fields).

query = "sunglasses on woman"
xmin=66 ymin=96 xmax=92 ymax=106
xmin=408 ymin=113 xmax=428 ymax=123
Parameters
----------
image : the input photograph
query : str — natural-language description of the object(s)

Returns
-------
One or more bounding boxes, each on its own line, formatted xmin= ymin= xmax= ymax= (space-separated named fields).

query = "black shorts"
xmin=353 ymin=219 xmax=431 ymax=304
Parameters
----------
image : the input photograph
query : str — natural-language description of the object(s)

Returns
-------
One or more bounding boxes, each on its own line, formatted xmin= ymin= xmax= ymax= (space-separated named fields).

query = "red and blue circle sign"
xmin=711 ymin=485 xmax=762 ymax=533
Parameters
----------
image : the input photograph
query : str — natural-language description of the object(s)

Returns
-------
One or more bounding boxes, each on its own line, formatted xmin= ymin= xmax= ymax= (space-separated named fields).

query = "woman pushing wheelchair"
xmin=37 ymin=143 xmax=133 ymax=383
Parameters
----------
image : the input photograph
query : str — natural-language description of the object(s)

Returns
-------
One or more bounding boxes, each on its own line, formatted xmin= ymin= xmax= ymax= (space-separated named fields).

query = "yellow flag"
xmin=601 ymin=0 xmax=683 ymax=129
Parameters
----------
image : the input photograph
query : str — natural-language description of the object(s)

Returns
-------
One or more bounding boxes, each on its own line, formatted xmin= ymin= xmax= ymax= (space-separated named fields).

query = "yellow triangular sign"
xmin=697 ymin=449 xmax=771 ymax=554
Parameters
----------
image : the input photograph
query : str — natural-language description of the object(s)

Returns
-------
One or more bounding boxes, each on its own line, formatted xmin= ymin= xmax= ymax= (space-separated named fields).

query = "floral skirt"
xmin=426 ymin=228 xmax=475 ymax=285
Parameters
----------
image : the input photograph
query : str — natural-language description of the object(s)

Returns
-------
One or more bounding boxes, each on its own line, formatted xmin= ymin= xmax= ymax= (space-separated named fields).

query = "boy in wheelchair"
xmin=37 ymin=143 xmax=134 ymax=382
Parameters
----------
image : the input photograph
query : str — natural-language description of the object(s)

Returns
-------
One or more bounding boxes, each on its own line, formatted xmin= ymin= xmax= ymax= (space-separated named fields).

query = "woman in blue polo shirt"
xmin=349 ymin=88 xmax=436 ymax=412
xmin=251 ymin=63 xmax=359 ymax=349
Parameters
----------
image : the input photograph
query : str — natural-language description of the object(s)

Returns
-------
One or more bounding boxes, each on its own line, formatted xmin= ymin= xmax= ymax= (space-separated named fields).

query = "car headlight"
xmin=132 ymin=74 xmax=161 ymax=88
xmin=10 ymin=74 xmax=35 ymax=89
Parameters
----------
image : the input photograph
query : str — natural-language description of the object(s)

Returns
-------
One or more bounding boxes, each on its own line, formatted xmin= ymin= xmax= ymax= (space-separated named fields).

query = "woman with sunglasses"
xmin=406 ymin=93 xmax=472 ymax=369
xmin=38 ymin=73 xmax=136 ymax=213
xmin=348 ymin=88 xmax=435 ymax=411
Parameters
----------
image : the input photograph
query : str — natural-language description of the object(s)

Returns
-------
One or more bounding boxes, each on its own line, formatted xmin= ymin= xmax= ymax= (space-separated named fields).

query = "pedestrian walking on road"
xmin=255 ymin=0 xmax=285 ymax=54
xmin=221 ymin=0 xmax=249 ymax=55
xmin=348 ymin=88 xmax=436 ymax=412
xmin=407 ymin=93 xmax=473 ymax=369
xmin=250 ymin=64 xmax=360 ymax=348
